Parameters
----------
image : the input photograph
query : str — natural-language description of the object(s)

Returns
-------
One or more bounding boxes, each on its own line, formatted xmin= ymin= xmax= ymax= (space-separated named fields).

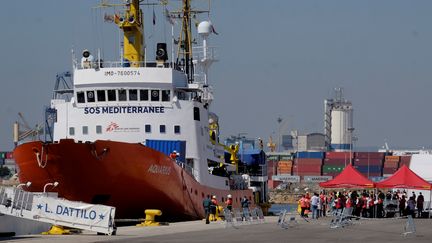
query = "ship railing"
xmin=177 ymin=161 xmax=198 ymax=179
xmin=192 ymin=46 xmax=217 ymax=62
xmin=75 ymin=61 xmax=181 ymax=70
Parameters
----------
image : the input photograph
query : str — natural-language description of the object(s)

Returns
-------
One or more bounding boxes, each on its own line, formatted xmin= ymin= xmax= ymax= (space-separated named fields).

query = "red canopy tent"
xmin=375 ymin=165 xmax=432 ymax=190
xmin=319 ymin=164 xmax=375 ymax=188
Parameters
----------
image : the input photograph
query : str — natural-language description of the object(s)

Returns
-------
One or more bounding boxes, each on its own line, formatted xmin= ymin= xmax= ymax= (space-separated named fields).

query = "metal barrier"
xmin=224 ymin=207 xmax=265 ymax=227
xmin=403 ymin=215 xmax=416 ymax=236
xmin=277 ymin=209 xmax=298 ymax=229
xmin=330 ymin=207 xmax=354 ymax=229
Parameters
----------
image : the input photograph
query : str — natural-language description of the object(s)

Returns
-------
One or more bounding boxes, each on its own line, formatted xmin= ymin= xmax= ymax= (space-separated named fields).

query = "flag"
xmin=210 ymin=23 xmax=219 ymax=35
xmin=152 ymin=8 xmax=156 ymax=25
xmin=164 ymin=8 xmax=175 ymax=25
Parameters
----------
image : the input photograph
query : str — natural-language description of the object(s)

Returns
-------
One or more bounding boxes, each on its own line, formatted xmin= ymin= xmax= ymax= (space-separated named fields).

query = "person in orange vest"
xmin=210 ymin=195 xmax=218 ymax=221
xmin=169 ymin=150 xmax=178 ymax=160
xmin=226 ymin=194 xmax=233 ymax=211
xmin=299 ymin=195 xmax=307 ymax=217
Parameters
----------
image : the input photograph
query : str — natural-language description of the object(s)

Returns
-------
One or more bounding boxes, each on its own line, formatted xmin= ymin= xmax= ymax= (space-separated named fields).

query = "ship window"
xmin=69 ymin=127 xmax=75 ymax=136
xmin=145 ymin=124 xmax=151 ymax=133
xmin=162 ymin=90 xmax=170 ymax=101
xmin=118 ymin=89 xmax=127 ymax=101
xmin=129 ymin=89 xmax=138 ymax=101
xmin=160 ymin=125 xmax=166 ymax=133
xmin=151 ymin=90 xmax=160 ymax=101
xmin=107 ymin=90 xmax=116 ymax=101
xmin=82 ymin=126 xmax=88 ymax=135
xmin=140 ymin=90 xmax=149 ymax=101
xmin=77 ymin=92 xmax=85 ymax=103
xmin=174 ymin=125 xmax=180 ymax=134
xmin=193 ymin=107 xmax=200 ymax=121
xmin=87 ymin=91 xmax=95 ymax=102
xmin=97 ymin=90 xmax=106 ymax=102
xmin=96 ymin=125 xmax=102 ymax=134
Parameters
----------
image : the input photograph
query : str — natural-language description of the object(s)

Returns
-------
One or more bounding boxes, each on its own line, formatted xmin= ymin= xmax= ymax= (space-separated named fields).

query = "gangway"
xmin=0 ymin=186 xmax=116 ymax=235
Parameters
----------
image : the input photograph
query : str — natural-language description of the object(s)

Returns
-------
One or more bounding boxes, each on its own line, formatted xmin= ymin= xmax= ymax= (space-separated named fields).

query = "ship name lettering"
xmin=55 ymin=205 xmax=97 ymax=220
xmin=84 ymin=106 xmax=165 ymax=114
xmin=148 ymin=164 xmax=171 ymax=175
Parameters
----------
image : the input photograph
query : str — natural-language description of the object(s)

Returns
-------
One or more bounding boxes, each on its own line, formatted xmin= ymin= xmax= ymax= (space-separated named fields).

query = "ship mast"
xmin=177 ymin=0 xmax=194 ymax=82
xmin=114 ymin=0 xmax=144 ymax=67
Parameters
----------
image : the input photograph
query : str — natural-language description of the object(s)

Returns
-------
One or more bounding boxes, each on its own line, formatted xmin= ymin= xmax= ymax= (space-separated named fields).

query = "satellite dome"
xmin=197 ymin=21 xmax=212 ymax=36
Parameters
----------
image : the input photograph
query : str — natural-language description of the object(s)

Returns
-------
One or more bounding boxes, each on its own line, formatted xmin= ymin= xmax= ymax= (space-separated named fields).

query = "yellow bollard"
xmin=210 ymin=206 xmax=224 ymax=221
xmin=41 ymin=225 xmax=70 ymax=235
xmin=136 ymin=209 xmax=162 ymax=226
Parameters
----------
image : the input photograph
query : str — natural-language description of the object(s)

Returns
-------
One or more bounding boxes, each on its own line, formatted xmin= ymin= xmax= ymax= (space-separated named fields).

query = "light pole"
xmin=347 ymin=127 xmax=355 ymax=165
xmin=17 ymin=181 xmax=32 ymax=189
xmin=43 ymin=182 xmax=59 ymax=193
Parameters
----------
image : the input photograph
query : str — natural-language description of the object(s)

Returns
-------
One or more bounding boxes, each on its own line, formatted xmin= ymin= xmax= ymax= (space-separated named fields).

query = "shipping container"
xmin=145 ymin=139 xmax=186 ymax=163
xmin=353 ymin=165 xmax=382 ymax=174
xmin=383 ymin=167 xmax=398 ymax=174
xmin=322 ymin=165 xmax=345 ymax=173
xmin=353 ymin=158 xmax=382 ymax=166
xmin=399 ymin=156 xmax=411 ymax=167
xmin=384 ymin=156 xmax=400 ymax=162
xmin=322 ymin=172 xmax=341 ymax=177
xmin=354 ymin=152 xmax=385 ymax=159
xmin=323 ymin=158 xmax=350 ymax=166
xmin=296 ymin=151 xmax=324 ymax=159
xmin=278 ymin=160 xmax=293 ymax=166
xmin=294 ymin=172 xmax=321 ymax=177
xmin=363 ymin=172 xmax=382 ymax=178
xmin=279 ymin=154 xmax=294 ymax=161
xmin=296 ymin=158 xmax=323 ymax=166
xmin=383 ymin=160 xmax=399 ymax=168
xmin=325 ymin=152 xmax=353 ymax=160
xmin=266 ymin=154 xmax=279 ymax=162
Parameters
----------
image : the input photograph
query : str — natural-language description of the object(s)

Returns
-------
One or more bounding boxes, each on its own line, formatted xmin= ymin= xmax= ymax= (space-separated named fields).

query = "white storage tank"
xmin=330 ymin=105 xmax=353 ymax=151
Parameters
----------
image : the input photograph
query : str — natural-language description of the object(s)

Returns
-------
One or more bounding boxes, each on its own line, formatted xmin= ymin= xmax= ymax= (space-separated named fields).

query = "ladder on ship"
xmin=0 ymin=186 xmax=116 ymax=235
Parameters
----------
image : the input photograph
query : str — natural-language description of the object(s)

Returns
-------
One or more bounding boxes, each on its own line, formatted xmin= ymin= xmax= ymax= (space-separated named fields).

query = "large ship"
xmin=13 ymin=0 xmax=254 ymax=221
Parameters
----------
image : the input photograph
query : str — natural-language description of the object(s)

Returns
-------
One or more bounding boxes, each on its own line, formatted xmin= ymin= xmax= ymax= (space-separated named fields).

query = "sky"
xmin=1 ymin=0 xmax=432 ymax=151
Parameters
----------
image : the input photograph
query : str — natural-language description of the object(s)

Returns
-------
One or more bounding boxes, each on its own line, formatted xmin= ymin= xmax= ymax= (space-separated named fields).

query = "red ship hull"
xmin=13 ymin=139 xmax=253 ymax=220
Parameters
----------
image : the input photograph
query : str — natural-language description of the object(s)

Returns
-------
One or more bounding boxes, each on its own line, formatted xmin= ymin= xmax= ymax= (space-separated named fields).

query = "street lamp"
xmin=17 ymin=181 xmax=32 ymax=189
xmin=347 ymin=127 xmax=355 ymax=165
xmin=43 ymin=181 xmax=59 ymax=193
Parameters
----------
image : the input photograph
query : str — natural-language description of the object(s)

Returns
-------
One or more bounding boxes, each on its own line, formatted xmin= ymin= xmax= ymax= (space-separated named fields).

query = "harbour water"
xmin=268 ymin=203 xmax=297 ymax=215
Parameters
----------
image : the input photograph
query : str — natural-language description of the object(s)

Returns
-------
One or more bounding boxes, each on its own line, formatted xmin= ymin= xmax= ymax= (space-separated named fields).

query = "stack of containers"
xmin=399 ymin=156 xmax=411 ymax=167
xmin=322 ymin=152 xmax=352 ymax=177
xmin=383 ymin=155 xmax=400 ymax=176
xmin=353 ymin=152 xmax=384 ymax=177
xmin=266 ymin=156 xmax=278 ymax=179
xmin=277 ymin=160 xmax=293 ymax=175
xmin=293 ymin=152 xmax=323 ymax=177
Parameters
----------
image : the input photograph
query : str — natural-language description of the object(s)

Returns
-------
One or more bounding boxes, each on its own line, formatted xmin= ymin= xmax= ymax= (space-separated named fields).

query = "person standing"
xmin=407 ymin=196 xmax=416 ymax=217
xmin=311 ymin=193 xmax=319 ymax=219
xmin=202 ymin=195 xmax=212 ymax=224
xmin=399 ymin=195 xmax=406 ymax=217
xmin=417 ymin=192 xmax=424 ymax=218
xmin=299 ymin=195 xmax=307 ymax=217
xmin=210 ymin=195 xmax=218 ymax=221
xmin=226 ymin=194 xmax=233 ymax=211
xmin=241 ymin=196 xmax=250 ymax=221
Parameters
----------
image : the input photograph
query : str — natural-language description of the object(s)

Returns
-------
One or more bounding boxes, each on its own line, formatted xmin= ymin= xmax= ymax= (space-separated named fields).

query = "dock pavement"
xmin=1 ymin=216 xmax=432 ymax=243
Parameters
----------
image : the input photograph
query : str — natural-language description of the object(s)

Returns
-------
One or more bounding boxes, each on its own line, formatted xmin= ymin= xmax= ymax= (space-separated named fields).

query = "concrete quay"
xmin=1 ymin=216 xmax=432 ymax=243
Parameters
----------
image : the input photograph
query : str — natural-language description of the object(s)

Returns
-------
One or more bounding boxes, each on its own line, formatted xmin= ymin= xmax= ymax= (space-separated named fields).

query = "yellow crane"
xmin=267 ymin=136 xmax=276 ymax=152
